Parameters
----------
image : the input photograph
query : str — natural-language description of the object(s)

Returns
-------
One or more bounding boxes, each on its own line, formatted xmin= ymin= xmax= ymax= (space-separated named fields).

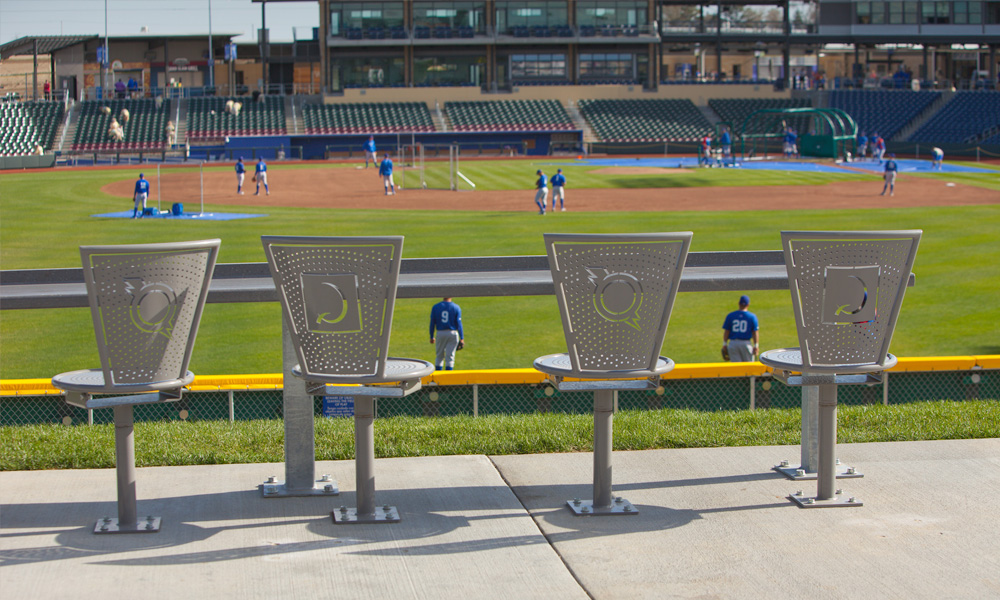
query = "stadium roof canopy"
xmin=0 ymin=36 xmax=98 ymax=59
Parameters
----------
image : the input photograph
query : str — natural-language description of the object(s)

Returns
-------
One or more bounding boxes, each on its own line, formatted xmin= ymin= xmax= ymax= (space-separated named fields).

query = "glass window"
xmin=857 ymin=2 xmax=872 ymax=24
xmin=955 ymin=1 xmax=983 ymax=23
xmin=922 ymin=1 xmax=950 ymax=23
xmin=333 ymin=56 xmax=405 ymax=89
xmin=577 ymin=1 xmax=647 ymax=27
xmin=336 ymin=2 xmax=404 ymax=31
xmin=415 ymin=2 xmax=486 ymax=31
xmin=905 ymin=1 xmax=919 ymax=23
xmin=579 ymin=52 xmax=635 ymax=79
xmin=871 ymin=1 xmax=887 ymax=23
xmin=510 ymin=53 xmax=567 ymax=79
xmin=414 ymin=54 xmax=486 ymax=86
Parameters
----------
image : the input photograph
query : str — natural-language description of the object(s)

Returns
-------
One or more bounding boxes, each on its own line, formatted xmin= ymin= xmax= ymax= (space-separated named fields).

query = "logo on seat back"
xmin=125 ymin=279 xmax=179 ymax=339
xmin=587 ymin=268 xmax=643 ymax=331
xmin=821 ymin=265 xmax=880 ymax=324
xmin=301 ymin=273 xmax=363 ymax=334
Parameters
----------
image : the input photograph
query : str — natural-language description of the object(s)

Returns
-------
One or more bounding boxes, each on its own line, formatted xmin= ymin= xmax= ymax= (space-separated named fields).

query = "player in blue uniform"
xmin=784 ymin=128 xmax=798 ymax=159
xmin=722 ymin=295 xmax=759 ymax=362
xmin=235 ymin=157 xmax=245 ymax=195
xmin=550 ymin=168 xmax=566 ymax=212
xmin=363 ymin=135 xmax=377 ymax=168
xmin=254 ymin=158 xmax=269 ymax=195
xmin=881 ymin=153 xmax=898 ymax=196
xmin=379 ymin=152 xmax=395 ymax=195
xmin=533 ymin=170 xmax=548 ymax=214
xmin=857 ymin=132 xmax=867 ymax=161
xmin=132 ymin=173 xmax=149 ymax=219
xmin=931 ymin=147 xmax=944 ymax=170
xmin=872 ymin=133 xmax=885 ymax=163
xmin=430 ymin=297 xmax=464 ymax=370
xmin=720 ymin=127 xmax=732 ymax=160
xmin=700 ymin=134 xmax=712 ymax=167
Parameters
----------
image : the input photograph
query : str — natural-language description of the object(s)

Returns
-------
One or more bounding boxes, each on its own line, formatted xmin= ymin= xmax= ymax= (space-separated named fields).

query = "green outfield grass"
xmin=1 ymin=163 xmax=998 ymax=379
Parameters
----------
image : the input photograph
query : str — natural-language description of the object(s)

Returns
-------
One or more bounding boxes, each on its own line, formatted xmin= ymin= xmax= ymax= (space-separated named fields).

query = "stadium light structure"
xmin=208 ymin=0 xmax=214 ymax=90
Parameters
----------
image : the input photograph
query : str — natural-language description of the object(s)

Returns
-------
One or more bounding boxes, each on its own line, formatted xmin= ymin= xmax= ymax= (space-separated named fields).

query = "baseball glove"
xmin=456 ymin=340 xmax=465 ymax=351
xmin=252 ymin=174 xmax=258 ymax=183
xmin=721 ymin=345 xmax=730 ymax=362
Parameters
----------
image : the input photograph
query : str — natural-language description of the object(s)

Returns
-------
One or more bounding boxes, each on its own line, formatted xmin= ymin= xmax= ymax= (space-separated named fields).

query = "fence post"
xmin=883 ymin=372 xmax=890 ymax=406
xmin=749 ymin=375 xmax=756 ymax=410
xmin=228 ymin=390 xmax=235 ymax=422
xmin=473 ymin=384 xmax=479 ymax=418
xmin=977 ymin=146 xmax=981 ymax=162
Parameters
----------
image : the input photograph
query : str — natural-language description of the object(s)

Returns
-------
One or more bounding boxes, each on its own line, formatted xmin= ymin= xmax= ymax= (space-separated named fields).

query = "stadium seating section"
xmin=708 ymin=98 xmax=812 ymax=138
xmin=303 ymin=102 xmax=434 ymax=134
xmin=187 ymin=96 xmax=286 ymax=140
xmin=73 ymin=99 xmax=170 ymax=151
xmin=578 ymin=99 xmax=713 ymax=142
xmin=445 ymin=100 xmax=573 ymax=131
xmin=829 ymin=90 xmax=940 ymax=141
xmin=0 ymin=100 xmax=64 ymax=156
xmin=909 ymin=91 xmax=1000 ymax=144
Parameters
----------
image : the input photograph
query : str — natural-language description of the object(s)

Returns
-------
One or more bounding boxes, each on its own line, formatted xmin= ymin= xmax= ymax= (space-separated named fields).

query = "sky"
xmin=0 ymin=0 xmax=320 ymax=46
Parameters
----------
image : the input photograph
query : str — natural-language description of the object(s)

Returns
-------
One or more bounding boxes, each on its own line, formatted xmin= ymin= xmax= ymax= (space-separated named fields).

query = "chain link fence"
xmin=2 ymin=368 xmax=996 ymax=427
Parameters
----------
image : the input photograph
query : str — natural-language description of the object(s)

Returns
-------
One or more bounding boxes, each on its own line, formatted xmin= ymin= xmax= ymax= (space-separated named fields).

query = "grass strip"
xmin=2 ymin=400 xmax=997 ymax=471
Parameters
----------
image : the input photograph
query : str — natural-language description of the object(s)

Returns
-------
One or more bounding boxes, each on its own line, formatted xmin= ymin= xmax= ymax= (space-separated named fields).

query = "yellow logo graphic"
xmin=125 ymin=278 xmax=178 ymax=339
xmin=587 ymin=268 xmax=643 ymax=331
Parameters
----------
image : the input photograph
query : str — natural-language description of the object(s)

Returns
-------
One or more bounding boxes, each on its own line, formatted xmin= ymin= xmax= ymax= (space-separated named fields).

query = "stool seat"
xmin=292 ymin=358 xmax=434 ymax=385
xmin=534 ymin=353 xmax=674 ymax=381
xmin=53 ymin=368 xmax=195 ymax=394
xmin=760 ymin=348 xmax=897 ymax=375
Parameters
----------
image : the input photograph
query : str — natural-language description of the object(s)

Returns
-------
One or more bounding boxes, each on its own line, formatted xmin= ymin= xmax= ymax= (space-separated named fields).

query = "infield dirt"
xmin=102 ymin=163 xmax=999 ymax=213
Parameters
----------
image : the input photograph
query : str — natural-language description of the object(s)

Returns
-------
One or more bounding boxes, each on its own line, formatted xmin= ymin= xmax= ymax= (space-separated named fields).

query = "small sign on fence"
xmin=322 ymin=396 xmax=354 ymax=418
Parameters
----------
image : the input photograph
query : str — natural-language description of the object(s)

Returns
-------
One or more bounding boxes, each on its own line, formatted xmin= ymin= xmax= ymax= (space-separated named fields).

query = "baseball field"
xmin=1 ymin=157 xmax=998 ymax=379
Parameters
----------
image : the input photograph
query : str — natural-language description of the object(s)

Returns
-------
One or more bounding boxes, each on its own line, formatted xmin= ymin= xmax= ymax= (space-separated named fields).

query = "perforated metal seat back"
xmin=80 ymin=239 xmax=220 ymax=386
xmin=262 ymin=236 xmax=403 ymax=379
xmin=544 ymin=232 xmax=692 ymax=374
xmin=781 ymin=230 xmax=921 ymax=369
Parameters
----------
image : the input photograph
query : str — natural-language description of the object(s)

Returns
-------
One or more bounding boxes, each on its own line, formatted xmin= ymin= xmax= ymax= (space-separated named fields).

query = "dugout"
xmin=739 ymin=107 xmax=858 ymax=160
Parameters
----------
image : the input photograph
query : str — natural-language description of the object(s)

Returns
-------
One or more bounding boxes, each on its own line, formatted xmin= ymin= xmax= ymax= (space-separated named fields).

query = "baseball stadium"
xmin=1 ymin=2 xmax=999 ymax=597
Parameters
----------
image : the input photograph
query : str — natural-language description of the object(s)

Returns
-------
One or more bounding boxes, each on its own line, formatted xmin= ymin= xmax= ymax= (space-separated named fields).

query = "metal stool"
xmin=51 ymin=239 xmax=220 ymax=533
xmin=534 ymin=232 xmax=692 ymax=516
xmin=761 ymin=230 xmax=921 ymax=508
xmin=261 ymin=235 xmax=433 ymax=523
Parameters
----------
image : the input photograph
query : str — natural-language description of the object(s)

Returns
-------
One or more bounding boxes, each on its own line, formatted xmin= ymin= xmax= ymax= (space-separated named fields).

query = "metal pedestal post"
xmin=96 ymin=404 xmax=160 ymax=533
xmin=774 ymin=385 xmax=862 ymax=481
xmin=568 ymin=389 xmax=636 ymax=516
xmin=333 ymin=396 xmax=399 ymax=523
xmin=262 ymin=320 xmax=339 ymax=498
xmin=791 ymin=383 xmax=862 ymax=508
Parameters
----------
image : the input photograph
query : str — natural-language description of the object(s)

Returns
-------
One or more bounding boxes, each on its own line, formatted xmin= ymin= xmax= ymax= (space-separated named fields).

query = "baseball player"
xmin=857 ymin=132 xmax=868 ymax=161
xmin=534 ymin=169 xmax=548 ymax=215
xmin=132 ymin=173 xmax=149 ymax=219
xmin=254 ymin=157 xmax=269 ymax=195
xmin=429 ymin=297 xmax=464 ymax=371
xmin=784 ymin=128 xmax=798 ymax=159
xmin=235 ymin=157 xmax=246 ymax=194
xmin=379 ymin=152 xmax=395 ymax=195
xmin=701 ymin=134 xmax=712 ymax=167
xmin=931 ymin=147 xmax=944 ymax=170
xmin=363 ymin=135 xmax=377 ymax=168
xmin=881 ymin=153 xmax=898 ymax=196
xmin=722 ymin=295 xmax=759 ymax=362
xmin=720 ymin=127 xmax=732 ymax=159
xmin=550 ymin=168 xmax=566 ymax=211
xmin=873 ymin=133 xmax=886 ymax=163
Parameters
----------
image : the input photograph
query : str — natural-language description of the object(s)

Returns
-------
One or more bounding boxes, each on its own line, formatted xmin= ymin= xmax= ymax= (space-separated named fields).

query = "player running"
xmin=254 ymin=158 xmax=269 ymax=195
xmin=379 ymin=152 xmax=395 ymax=195
xmin=235 ymin=157 xmax=245 ymax=195
xmin=881 ymin=153 xmax=898 ymax=196
xmin=550 ymin=168 xmax=566 ymax=212
xmin=132 ymin=172 xmax=149 ymax=219
xmin=534 ymin=169 xmax=548 ymax=215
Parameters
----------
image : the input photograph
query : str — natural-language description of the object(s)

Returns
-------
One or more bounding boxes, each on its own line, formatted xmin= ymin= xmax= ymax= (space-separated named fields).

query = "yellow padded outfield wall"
xmin=3 ymin=356 xmax=998 ymax=397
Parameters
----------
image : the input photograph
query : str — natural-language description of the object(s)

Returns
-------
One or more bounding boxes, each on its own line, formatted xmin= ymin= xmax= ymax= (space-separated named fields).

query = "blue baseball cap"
xmin=739 ymin=295 xmax=750 ymax=305
xmin=139 ymin=172 xmax=144 ymax=177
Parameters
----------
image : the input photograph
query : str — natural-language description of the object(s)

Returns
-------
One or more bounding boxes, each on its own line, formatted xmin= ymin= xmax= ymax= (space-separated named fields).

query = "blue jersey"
xmin=363 ymin=139 xmax=376 ymax=153
xmin=723 ymin=310 xmax=758 ymax=340
xmin=551 ymin=173 xmax=566 ymax=187
xmin=536 ymin=173 xmax=547 ymax=189
xmin=720 ymin=131 xmax=731 ymax=145
xmin=858 ymin=135 xmax=867 ymax=148
xmin=379 ymin=158 xmax=393 ymax=176
xmin=430 ymin=300 xmax=463 ymax=338
xmin=785 ymin=131 xmax=797 ymax=145
xmin=884 ymin=160 xmax=897 ymax=174
xmin=256 ymin=161 xmax=267 ymax=173
xmin=235 ymin=161 xmax=245 ymax=174
xmin=134 ymin=178 xmax=149 ymax=195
